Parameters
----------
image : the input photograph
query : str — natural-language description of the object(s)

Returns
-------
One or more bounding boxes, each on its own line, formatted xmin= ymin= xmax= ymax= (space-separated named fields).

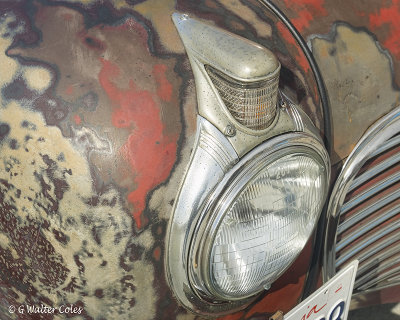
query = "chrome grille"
xmin=335 ymin=137 xmax=400 ymax=292
xmin=324 ymin=107 xmax=400 ymax=295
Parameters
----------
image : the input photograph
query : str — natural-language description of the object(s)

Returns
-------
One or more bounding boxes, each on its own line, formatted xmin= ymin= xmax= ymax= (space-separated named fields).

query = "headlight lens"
xmin=190 ymin=144 xmax=328 ymax=301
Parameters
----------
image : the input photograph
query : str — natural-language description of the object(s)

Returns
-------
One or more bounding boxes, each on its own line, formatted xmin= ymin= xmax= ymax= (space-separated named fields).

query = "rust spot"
xmin=153 ymin=246 xmax=161 ymax=261
xmin=73 ymin=115 xmax=82 ymax=125
xmin=65 ymin=85 xmax=74 ymax=95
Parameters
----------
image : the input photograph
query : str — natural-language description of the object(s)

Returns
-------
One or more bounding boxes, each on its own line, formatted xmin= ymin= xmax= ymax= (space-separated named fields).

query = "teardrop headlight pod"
xmin=165 ymin=12 xmax=330 ymax=316
xmin=189 ymin=133 xmax=329 ymax=301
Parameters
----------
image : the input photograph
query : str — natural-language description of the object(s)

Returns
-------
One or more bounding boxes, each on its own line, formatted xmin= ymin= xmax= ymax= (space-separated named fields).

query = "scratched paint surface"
xmin=0 ymin=0 xmax=317 ymax=318
xmin=310 ymin=24 xmax=400 ymax=163
xmin=275 ymin=0 xmax=400 ymax=164
xmin=1 ymin=0 xmax=399 ymax=319
xmin=0 ymin=1 xmax=181 ymax=319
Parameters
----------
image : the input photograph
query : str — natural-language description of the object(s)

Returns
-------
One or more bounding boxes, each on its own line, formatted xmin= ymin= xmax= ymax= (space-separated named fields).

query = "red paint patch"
xmin=369 ymin=0 xmax=400 ymax=60
xmin=65 ymin=85 xmax=74 ymax=95
xmin=61 ymin=13 xmax=73 ymax=21
xmin=277 ymin=21 xmax=310 ymax=72
xmin=282 ymin=0 xmax=327 ymax=32
xmin=98 ymin=59 xmax=177 ymax=229
xmin=153 ymin=246 xmax=161 ymax=261
xmin=73 ymin=114 xmax=81 ymax=125
xmin=153 ymin=64 xmax=173 ymax=102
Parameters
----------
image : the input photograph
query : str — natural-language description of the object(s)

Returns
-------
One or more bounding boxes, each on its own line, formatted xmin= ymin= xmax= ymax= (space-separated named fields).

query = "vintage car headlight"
xmin=165 ymin=13 xmax=330 ymax=316
xmin=189 ymin=143 xmax=328 ymax=301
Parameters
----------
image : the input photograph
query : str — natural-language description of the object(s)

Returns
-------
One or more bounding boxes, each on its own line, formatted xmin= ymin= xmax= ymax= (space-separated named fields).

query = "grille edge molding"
xmin=324 ymin=106 xmax=400 ymax=294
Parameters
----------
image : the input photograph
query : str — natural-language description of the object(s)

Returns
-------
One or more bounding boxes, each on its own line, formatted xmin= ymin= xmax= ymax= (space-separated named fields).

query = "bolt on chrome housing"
xmin=165 ymin=13 xmax=330 ymax=316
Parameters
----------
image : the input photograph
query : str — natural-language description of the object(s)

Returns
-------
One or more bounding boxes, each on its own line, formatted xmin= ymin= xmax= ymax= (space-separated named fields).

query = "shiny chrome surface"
xmin=349 ymin=152 xmax=400 ymax=192
xmin=166 ymin=124 xmax=329 ymax=314
xmin=336 ymin=206 xmax=400 ymax=252
xmin=165 ymin=116 xmax=244 ymax=315
xmin=356 ymin=241 xmax=400 ymax=275
xmin=338 ymin=188 xmax=400 ymax=233
xmin=356 ymin=252 xmax=400 ymax=289
xmin=324 ymin=106 xmax=400 ymax=294
xmin=358 ymin=263 xmax=400 ymax=291
xmin=340 ymin=171 xmax=400 ymax=216
xmin=335 ymin=220 xmax=400 ymax=267
xmin=172 ymin=13 xmax=303 ymax=156
xmin=166 ymin=12 xmax=330 ymax=315
xmin=369 ymin=135 xmax=400 ymax=158
xmin=189 ymin=136 xmax=329 ymax=301
xmin=171 ymin=13 xmax=280 ymax=83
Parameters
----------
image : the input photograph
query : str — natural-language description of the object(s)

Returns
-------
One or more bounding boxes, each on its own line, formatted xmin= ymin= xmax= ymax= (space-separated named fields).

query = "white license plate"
xmin=284 ymin=260 xmax=358 ymax=320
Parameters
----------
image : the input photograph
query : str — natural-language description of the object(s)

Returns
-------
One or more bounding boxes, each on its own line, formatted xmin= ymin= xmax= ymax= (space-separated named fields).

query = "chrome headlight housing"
xmin=189 ymin=136 xmax=328 ymax=301
xmin=165 ymin=13 xmax=330 ymax=316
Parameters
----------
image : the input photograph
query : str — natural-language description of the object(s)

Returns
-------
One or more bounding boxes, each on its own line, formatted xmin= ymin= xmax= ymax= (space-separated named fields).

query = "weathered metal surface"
xmin=0 ymin=0 xmax=399 ymax=319
xmin=275 ymin=0 xmax=400 ymax=164
xmin=0 ymin=1 xmax=317 ymax=319
xmin=311 ymin=24 xmax=400 ymax=163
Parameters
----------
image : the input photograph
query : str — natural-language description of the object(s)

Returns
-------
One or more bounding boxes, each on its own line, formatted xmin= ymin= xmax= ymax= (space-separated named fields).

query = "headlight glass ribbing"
xmin=194 ymin=149 xmax=327 ymax=300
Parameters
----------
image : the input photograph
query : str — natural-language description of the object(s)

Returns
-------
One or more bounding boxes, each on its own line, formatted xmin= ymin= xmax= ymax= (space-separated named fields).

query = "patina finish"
xmin=0 ymin=0 xmax=398 ymax=319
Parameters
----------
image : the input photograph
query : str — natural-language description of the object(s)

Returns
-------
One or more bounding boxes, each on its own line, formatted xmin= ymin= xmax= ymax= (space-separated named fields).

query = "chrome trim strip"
xmin=199 ymin=130 xmax=237 ymax=170
xmin=340 ymin=171 xmax=400 ymax=216
xmin=338 ymin=188 xmax=400 ymax=233
xmin=356 ymin=244 xmax=400 ymax=277
xmin=369 ymin=135 xmax=400 ymax=158
xmin=336 ymin=226 xmax=400 ymax=268
xmin=336 ymin=205 xmax=400 ymax=251
xmin=363 ymin=280 xmax=400 ymax=292
xmin=287 ymin=99 xmax=305 ymax=132
xmin=165 ymin=116 xmax=242 ymax=315
xmin=387 ymin=275 xmax=400 ymax=283
xmin=349 ymin=153 xmax=400 ymax=192
xmin=357 ymin=232 xmax=400 ymax=264
xmin=324 ymin=106 xmax=400 ymax=281
xmin=357 ymin=261 xmax=400 ymax=291
xmin=335 ymin=219 xmax=400 ymax=268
